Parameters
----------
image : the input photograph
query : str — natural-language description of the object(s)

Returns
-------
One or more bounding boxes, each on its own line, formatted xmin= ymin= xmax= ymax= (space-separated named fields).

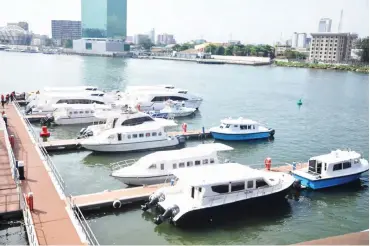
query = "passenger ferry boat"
xmin=157 ymin=100 xmax=196 ymax=118
xmin=210 ymin=117 xmax=275 ymax=141
xmin=291 ymin=149 xmax=369 ymax=190
xmin=78 ymin=107 xmax=177 ymax=139
xmin=50 ymin=104 xmax=113 ymax=125
xmin=141 ymin=163 xmax=295 ymax=227
xmin=26 ymin=85 xmax=99 ymax=102
xmin=80 ymin=122 xmax=185 ymax=153
xmin=110 ymin=143 xmax=233 ymax=186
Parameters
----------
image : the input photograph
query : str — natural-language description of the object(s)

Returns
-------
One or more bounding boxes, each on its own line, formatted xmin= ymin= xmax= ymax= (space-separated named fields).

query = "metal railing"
xmin=110 ymin=159 xmax=138 ymax=170
xmin=13 ymin=102 xmax=99 ymax=245
xmin=21 ymin=194 xmax=39 ymax=246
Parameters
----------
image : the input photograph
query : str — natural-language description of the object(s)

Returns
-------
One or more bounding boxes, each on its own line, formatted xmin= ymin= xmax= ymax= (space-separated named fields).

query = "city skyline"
xmin=0 ymin=0 xmax=368 ymax=44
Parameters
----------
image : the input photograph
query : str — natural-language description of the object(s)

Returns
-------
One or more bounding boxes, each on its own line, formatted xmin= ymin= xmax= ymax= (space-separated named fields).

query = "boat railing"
xmin=110 ymin=159 xmax=138 ymax=170
xmin=207 ymin=182 xmax=284 ymax=207
xmin=21 ymin=193 xmax=39 ymax=246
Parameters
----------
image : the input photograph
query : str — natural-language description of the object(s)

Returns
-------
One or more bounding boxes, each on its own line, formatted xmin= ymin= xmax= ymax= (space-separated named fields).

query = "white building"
xmin=297 ymin=33 xmax=307 ymax=48
xmin=309 ymin=33 xmax=358 ymax=63
xmin=157 ymin=33 xmax=176 ymax=45
xmin=133 ymin=34 xmax=150 ymax=45
xmin=318 ymin=18 xmax=332 ymax=32
xmin=291 ymin=32 xmax=298 ymax=48
xmin=149 ymin=29 xmax=155 ymax=44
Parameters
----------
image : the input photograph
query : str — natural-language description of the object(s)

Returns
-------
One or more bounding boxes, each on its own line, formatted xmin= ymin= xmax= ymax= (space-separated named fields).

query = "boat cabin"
xmin=217 ymin=118 xmax=268 ymax=132
xmin=305 ymin=149 xmax=364 ymax=178
xmin=53 ymin=104 xmax=112 ymax=117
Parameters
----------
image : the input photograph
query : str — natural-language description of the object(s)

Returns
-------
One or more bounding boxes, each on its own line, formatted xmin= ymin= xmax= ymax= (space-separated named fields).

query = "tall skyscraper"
xmin=291 ymin=32 xmax=298 ymax=48
xmin=81 ymin=0 xmax=127 ymax=39
xmin=149 ymin=28 xmax=155 ymax=44
xmin=52 ymin=20 xmax=81 ymax=45
xmin=318 ymin=18 xmax=332 ymax=32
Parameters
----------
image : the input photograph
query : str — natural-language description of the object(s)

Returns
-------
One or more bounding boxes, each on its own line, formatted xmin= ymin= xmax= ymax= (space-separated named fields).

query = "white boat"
xmin=155 ymin=100 xmax=196 ymax=118
xmin=117 ymin=88 xmax=203 ymax=111
xmin=291 ymin=149 xmax=369 ymax=190
xmin=48 ymin=104 xmax=113 ymax=125
xmin=110 ymin=143 xmax=233 ymax=186
xmin=141 ymin=163 xmax=295 ymax=227
xmin=26 ymin=86 xmax=99 ymax=102
xmin=78 ymin=107 xmax=177 ymax=138
xmin=124 ymin=85 xmax=175 ymax=93
xmin=210 ymin=117 xmax=275 ymax=141
xmin=25 ymin=91 xmax=114 ymax=115
xmin=80 ymin=122 xmax=186 ymax=153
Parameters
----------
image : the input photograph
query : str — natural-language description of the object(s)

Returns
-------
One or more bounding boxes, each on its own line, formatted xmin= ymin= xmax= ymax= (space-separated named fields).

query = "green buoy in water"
xmin=297 ymin=99 xmax=303 ymax=106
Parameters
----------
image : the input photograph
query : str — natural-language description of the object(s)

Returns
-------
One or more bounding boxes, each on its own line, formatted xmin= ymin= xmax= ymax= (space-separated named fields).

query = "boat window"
xmin=248 ymin=125 xmax=251 ymax=129
xmin=117 ymin=133 xmax=122 ymax=141
xmin=139 ymin=133 xmax=144 ymax=138
xmin=226 ymin=124 xmax=230 ymax=128
xmin=308 ymin=160 xmax=316 ymax=172
xmin=85 ymin=111 xmax=89 ymax=113
xmin=91 ymin=111 xmax=94 ymax=113
xmin=152 ymin=132 xmax=157 ymax=137
xmin=253 ymin=125 xmax=255 ymax=129
xmin=210 ymin=158 xmax=215 ymax=164
xmin=198 ymin=187 xmax=202 ymax=192
xmin=333 ymin=163 xmax=342 ymax=171
xmin=93 ymin=100 xmax=104 ymax=104
xmin=158 ymin=132 xmax=162 ymax=136
xmin=127 ymin=135 xmax=131 ymax=139
xmin=160 ymin=164 xmax=164 ymax=170
xmin=173 ymin=163 xmax=177 ymax=169
xmin=354 ymin=159 xmax=359 ymax=164
xmin=247 ymin=180 xmax=254 ymax=189
xmin=178 ymin=91 xmax=187 ymax=94
xmin=79 ymin=111 xmax=83 ymax=114
xmin=234 ymin=125 xmax=238 ymax=127
xmin=324 ymin=163 xmax=327 ymax=171
xmin=179 ymin=162 xmax=185 ymax=168
xmin=256 ymin=179 xmax=268 ymax=188
xmin=231 ymin=182 xmax=245 ymax=192
xmin=74 ymin=111 xmax=78 ymax=114
xmin=112 ymin=118 xmax=118 ymax=128
xmin=69 ymin=112 xmax=72 ymax=115
xmin=195 ymin=160 xmax=201 ymax=166
xmin=191 ymin=187 xmax=195 ymax=198
xmin=187 ymin=161 xmax=193 ymax=167
xmin=211 ymin=184 xmax=229 ymax=194
xmin=133 ymin=134 xmax=138 ymax=138
xmin=240 ymin=125 xmax=248 ymax=130
xmin=169 ymin=96 xmax=188 ymax=101
xmin=149 ymin=164 xmax=156 ymax=169
xmin=343 ymin=162 xmax=351 ymax=169
xmin=121 ymin=116 xmax=154 ymax=126
xmin=203 ymin=159 xmax=208 ymax=164
xmin=151 ymin=96 xmax=166 ymax=102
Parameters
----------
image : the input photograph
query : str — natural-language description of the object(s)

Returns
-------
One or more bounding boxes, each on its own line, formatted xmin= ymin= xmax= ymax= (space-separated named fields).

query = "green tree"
xmin=215 ymin=46 xmax=225 ymax=55
xmin=224 ymin=46 xmax=233 ymax=55
xmin=172 ymin=44 xmax=181 ymax=51
xmin=250 ymin=47 xmax=257 ymax=56
xmin=355 ymin=37 xmax=369 ymax=63
xmin=205 ymin=44 xmax=217 ymax=54
xmin=140 ymin=39 xmax=154 ymax=50
xmin=63 ymin=39 xmax=73 ymax=48
xmin=179 ymin=43 xmax=194 ymax=51
xmin=244 ymin=45 xmax=253 ymax=56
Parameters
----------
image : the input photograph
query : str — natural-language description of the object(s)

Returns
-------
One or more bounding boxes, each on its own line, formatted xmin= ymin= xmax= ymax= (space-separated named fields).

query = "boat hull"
xmin=292 ymin=171 xmax=367 ymax=190
xmin=54 ymin=116 xmax=99 ymax=125
xmin=82 ymin=138 xmax=185 ymax=153
xmin=165 ymin=185 xmax=292 ymax=227
xmin=112 ymin=174 xmax=173 ymax=186
xmin=210 ymin=130 xmax=274 ymax=141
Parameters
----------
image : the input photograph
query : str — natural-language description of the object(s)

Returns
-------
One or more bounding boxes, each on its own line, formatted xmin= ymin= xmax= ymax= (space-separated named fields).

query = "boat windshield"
xmin=308 ymin=159 xmax=316 ymax=173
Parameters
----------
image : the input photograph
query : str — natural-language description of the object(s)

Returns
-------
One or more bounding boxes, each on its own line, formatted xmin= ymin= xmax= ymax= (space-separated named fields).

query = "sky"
xmin=0 ymin=0 xmax=368 ymax=44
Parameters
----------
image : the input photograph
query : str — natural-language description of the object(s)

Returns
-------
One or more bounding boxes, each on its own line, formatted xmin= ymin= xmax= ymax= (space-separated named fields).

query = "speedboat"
xmin=153 ymin=100 xmax=196 ymax=118
xmin=110 ymin=143 xmax=233 ymax=186
xmin=291 ymin=149 xmax=369 ymax=190
xmin=141 ymin=163 xmax=295 ymax=227
xmin=80 ymin=122 xmax=186 ymax=153
xmin=78 ymin=107 xmax=177 ymax=139
xmin=210 ymin=117 xmax=275 ymax=141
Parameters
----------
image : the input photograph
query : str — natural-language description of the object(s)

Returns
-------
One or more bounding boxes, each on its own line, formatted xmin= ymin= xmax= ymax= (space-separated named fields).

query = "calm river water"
xmin=0 ymin=52 xmax=368 ymax=245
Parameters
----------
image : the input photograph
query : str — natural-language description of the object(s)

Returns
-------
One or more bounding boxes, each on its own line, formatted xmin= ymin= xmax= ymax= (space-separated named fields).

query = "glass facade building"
xmin=81 ymin=0 xmax=127 ymax=39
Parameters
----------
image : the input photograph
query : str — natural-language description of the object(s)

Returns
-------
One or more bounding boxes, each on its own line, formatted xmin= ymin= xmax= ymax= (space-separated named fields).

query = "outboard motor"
xmin=176 ymin=135 xmax=186 ymax=145
xmin=40 ymin=115 xmax=54 ymax=126
xmin=141 ymin=192 xmax=165 ymax=211
xmin=25 ymin=107 xmax=32 ymax=115
xmin=154 ymin=205 xmax=180 ymax=225
xmin=292 ymin=179 xmax=302 ymax=191
xmin=77 ymin=128 xmax=93 ymax=139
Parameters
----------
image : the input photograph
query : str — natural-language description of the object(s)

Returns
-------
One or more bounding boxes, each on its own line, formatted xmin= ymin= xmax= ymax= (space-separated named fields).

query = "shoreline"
xmin=274 ymin=61 xmax=369 ymax=74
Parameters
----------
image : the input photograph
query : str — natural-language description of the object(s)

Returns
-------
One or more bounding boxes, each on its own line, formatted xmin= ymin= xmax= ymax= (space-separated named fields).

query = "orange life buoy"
xmin=137 ymin=104 xmax=141 ymax=111
xmin=264 ymin=157 xmax=272 ymax=170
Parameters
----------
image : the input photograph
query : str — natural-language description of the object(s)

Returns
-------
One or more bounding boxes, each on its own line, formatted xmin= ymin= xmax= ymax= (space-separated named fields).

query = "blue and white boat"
xmin=291 ymin=149 xmax=369 ymax=190
xmin=209 ymin=117 xmax=275 ymax=141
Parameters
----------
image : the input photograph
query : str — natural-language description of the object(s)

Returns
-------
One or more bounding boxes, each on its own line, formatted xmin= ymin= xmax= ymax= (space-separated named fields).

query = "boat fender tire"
xmin=113 ymin=200 xmax=121 ymax=209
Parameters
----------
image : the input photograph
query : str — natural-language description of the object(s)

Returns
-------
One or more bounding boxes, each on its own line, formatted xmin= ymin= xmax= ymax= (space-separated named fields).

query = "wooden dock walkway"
xmin=5 ymin=104 xmax=85 ymax=245
xmin=72 ymin=184 xmax=167 ymax=212
xmin=296 ymin=230 xmax=369 ymax=245
xmin=0 ymin=120 xmax=21 ymax=219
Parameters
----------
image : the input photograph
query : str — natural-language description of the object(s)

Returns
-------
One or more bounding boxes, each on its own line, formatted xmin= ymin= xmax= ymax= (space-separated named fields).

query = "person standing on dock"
xmin=5 ymin=94 xmax=9 ymax=104
xmin=1 ymin=95 xmax=4 ymax=108
xmin=2 ymin=113 xmax=7 ymax=127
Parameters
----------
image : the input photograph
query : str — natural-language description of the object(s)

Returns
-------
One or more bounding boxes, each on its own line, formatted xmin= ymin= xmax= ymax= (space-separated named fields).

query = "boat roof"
xmin=139 ymin=143 xmax=233 ymax=163
xmin=37 ymin=91 xmax=106 ymax=97
xmin=105 ymin=121 xmax=166 ymax=133
xmin=311 ymin=149 xmax=361 ymax=163
xmin=44 ymin=86 xmax=98 ymax=91
xmin=51 ymin=104 xmax=111 ymax=109
xmin=221 ymin=117 xmax=258 ymax=125
xmin=125 ymin=85 xmax=175 ymax=92
xmin=172 ymin=163 xmax=264 ymax=186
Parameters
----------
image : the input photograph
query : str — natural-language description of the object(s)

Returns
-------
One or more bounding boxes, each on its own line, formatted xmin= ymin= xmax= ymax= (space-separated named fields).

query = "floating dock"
xmin=25 ymin=114 xmax=45 ymax=123
xmin=296 ymin=230 xmax=369 ymax=245
xmin=41 ymin=130 xmax=211 ymax=152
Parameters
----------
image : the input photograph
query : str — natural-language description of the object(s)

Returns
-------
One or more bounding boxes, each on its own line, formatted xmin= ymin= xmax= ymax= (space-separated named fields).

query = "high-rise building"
xmin=149 ymin=29 xmax=155 ymax=44
xmin=309 ymin=32 xmax=358 ymax=62
xmin=52 ymin=20 xmax=81 ymax=45
xmin=156 ymin=33 xmax=176 ymax=45
xmin=134 ymin=34 xmax=150 ymax=45
xmin=297 ymin=33 xmax=307 ymax=48
xmin=291 ymin=32 xmax=298 ymax=48
xmin=318 ymin=18 xmax=332 ymax=32
xmin=7 ymin=22 xmax=29 ymax=31
xmin=81 ymin=0 xmax=127 ymax=39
